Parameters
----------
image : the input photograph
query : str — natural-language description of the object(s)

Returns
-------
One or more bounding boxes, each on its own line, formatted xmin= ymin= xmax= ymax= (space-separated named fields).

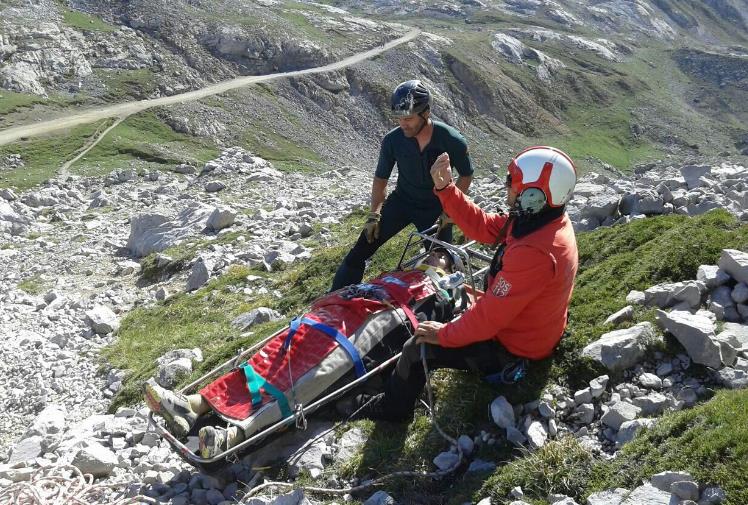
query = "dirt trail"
xmin=0 ymin=29 xmax=420 ymax=147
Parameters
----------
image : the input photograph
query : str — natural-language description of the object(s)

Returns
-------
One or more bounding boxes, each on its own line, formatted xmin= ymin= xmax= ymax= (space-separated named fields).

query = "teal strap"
xmin=241 ymin=363 xmax=293 ymax=418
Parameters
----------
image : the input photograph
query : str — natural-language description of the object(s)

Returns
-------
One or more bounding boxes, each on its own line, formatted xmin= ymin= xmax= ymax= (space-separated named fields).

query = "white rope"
xmin=0 ymin=465 xmax=158 ymax=505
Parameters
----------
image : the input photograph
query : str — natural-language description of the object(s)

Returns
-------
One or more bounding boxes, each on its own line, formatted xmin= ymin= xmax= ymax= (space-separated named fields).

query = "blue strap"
xmin=282 ymin=317 xmax=303 ymax=352
xmin=241 ymin=363 xmax=292 ymax=418
xmin=282 ymin=316 xmax=366 ymax=378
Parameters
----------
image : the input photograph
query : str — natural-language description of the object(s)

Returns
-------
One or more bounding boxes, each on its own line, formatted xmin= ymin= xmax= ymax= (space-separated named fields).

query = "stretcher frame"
xmin=148 ymin=225 xmax=491 ymax=466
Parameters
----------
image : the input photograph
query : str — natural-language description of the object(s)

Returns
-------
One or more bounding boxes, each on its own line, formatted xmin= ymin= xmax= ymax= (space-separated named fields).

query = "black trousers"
xmin=383 ymin=336 xmax=521 ymax=417
xmin=331 ymin=192 xmax=451 ymax=290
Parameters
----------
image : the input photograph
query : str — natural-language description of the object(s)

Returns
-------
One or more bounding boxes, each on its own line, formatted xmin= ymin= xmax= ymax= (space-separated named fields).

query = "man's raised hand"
xmin=430 ymin=152 xmax=453 ymax=190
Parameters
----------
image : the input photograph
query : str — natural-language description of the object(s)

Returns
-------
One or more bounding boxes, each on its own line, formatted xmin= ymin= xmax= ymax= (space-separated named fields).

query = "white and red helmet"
xmin=506 ymin=146 xmax=577 ymax=212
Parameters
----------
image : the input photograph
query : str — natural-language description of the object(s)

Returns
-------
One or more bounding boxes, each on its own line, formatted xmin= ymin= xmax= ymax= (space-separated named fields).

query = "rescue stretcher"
xmin=148 ymin=226 xmax=493 ymax=468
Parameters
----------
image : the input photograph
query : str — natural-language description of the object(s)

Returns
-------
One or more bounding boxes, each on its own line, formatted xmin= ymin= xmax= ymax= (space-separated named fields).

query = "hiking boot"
xmin=144 ymin=379 xmax=197 ymax=438
xmin=198 ymin=425 xmax=243 ymax=459
xmin=348 ymin=393 xmax=413 ymax=423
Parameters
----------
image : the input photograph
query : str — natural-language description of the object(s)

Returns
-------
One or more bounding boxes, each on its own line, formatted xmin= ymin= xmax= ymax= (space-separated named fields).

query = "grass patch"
xmin=17 ymin=274 xmax=47 ymax=295
xmin=70 ymin=111 xmax=220 ymax=177
xmin=61 ymin=7 xmax=116 ymax=32
xmin=586 ymin=389 xmax=748 ymax=505
xmin=542 ymin=101 xmax=661 ymax=171
xmin=0 ymin=91 xmax=45 ymax=117
xmin=478 ymin=436 xmax=595 ymax=502
xmin=95 ymin=68 xmax=160 ymax=101
xmin=242 ymin=129 xmax=323 ymax=174
xmin=0 ymin=121 xmax=108 ymax=191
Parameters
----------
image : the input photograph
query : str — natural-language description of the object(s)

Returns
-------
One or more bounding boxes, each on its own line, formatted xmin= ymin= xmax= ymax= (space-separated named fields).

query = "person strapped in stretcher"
xmin=144 ymin=248 xmax=465 ymax=459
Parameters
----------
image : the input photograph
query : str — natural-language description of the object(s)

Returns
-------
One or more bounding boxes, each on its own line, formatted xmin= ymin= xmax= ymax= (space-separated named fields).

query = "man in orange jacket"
xmin=356 ymin=146 xmax=579 ymax=422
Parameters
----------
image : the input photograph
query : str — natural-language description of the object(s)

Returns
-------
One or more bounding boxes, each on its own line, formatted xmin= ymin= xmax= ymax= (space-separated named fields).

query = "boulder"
xmin=156 ymin=358 xmax=193 ymax=389
xmin=71 ymin=442 xmax=118 ymax=478
xmin=680 ymin=164 xmax=711 ymax=189
xmin=581 ymin=322 xmax=660 ymax=372
xmin=336 ymin=427 xmax=366 ymax=464
xmin=127 ymin=205 xmax=213 ymax=257
xmin=231 ymin=307 xmax=282 ymax=331
xmin=631 ymin=393 xmax=668 ymax=416
xmin=85 ymin=305 xmax=120 ymax=335
xmin=650 ymin=470 xmax=694 ymax=492
xmin=25 ymin=404 xmax=66 ymax=438
xmin=433 ymin=451 xmax=460 ymax=471
xmin=526 ymin=421 xmax=547 ymax=450
xmin=204 ymin=181 xmax=226 ymax=193
xmin=655 ymin=310 xmax=721 ymax=368
xmin=604 ymin=305 xmax=634 ymax=326
xmin=697 ymin=265 xmax=731 ymax=289
xmin=364 ymin=491 xmax=395 ymax=505
xmin=490 ymin=396 xmax=515 ymax=428
xmin=718 ymin=249 xmax=748 ymax=284
xmin=588 ymin=483 xmax=672 ymax=505
xmin=8 ymin=436 xmax=44 ymax=465
xmin=715 ymin=367 xmax=748 ymax=389
xmin=600 ymin=401 xmax=641 ymax=430
xmin=187 ymin=257 xmax=213 ymax=291
xmin=206 ymin=207 xmax=236 ymax=231
xmin=616 ymin=418 xmax=656 ymax=446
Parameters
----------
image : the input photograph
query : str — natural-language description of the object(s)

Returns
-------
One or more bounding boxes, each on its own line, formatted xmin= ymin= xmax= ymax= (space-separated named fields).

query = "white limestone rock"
xmin=616 ymin=418 xmax=656 ymax=446
xmin=490 ymin=396 xmax=515 ymax=429
xmin=581 ymin=322 xmax=660 ymax=372
xmin=601 ymin=401 xmax=641 ymax=430
xmin=718 ymin=249 xmax=748 ymax=284
xmin=187 ymin=257 xmax=213 ymax=291
xmin=85 ymin=305 xmax=120 ymax=335
xmin=71 ymin=442 xmax=118 ymax=478
xmin=605 ymin=305 xmax=634 ymax=326
xmin=655 ymin=310 xmax=721 ymax=368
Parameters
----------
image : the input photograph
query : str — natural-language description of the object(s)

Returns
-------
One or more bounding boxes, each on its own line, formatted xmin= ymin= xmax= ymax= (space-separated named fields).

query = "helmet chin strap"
xmin=414 ymin=112 xmax=430 ymax=136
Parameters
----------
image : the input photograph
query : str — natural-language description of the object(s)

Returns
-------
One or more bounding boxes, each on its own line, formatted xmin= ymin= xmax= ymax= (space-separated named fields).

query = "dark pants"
xmin=382 ymin=337 xmax=522 ymax=418
xmin=331 ymin=193 xmax=452 ymax=290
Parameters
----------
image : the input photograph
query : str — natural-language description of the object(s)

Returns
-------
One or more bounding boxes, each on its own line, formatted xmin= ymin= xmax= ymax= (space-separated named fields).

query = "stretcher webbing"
xmin=241 ymin=363 xmax=292 ymax=418
xmin=284 ymin=316 xmax=366 ymax=378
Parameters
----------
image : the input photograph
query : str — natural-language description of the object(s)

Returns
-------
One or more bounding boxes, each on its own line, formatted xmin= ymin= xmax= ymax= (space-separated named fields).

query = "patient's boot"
xmin=144 ymin=378 xmax=197 ymax=438
xmin=198 ymin=426 xmax=244 ymax=459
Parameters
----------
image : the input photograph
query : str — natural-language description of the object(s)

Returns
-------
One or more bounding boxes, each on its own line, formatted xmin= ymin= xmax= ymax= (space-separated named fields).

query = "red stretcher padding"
xmin=199 ymin=270 xmax=437 ymax=420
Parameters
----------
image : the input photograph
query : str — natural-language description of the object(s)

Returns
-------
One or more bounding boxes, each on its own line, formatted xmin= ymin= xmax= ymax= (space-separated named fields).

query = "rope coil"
xmin=0 ymin=465 xmax=157 ymax=505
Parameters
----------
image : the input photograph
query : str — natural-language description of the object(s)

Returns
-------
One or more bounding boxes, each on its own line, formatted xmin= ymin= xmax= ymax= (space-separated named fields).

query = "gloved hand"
xmin=437 ymin=211 xmax=453 ymax=232
xmin=363 ymin=211 xmax=381 ymax=244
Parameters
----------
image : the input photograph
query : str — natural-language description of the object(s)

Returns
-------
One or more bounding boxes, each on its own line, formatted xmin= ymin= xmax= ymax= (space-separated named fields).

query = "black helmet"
xmin=390 ymin=80 xmax=432 ymax=117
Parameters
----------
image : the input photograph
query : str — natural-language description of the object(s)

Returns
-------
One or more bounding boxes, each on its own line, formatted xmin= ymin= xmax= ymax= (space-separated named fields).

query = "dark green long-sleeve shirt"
xmin=375 ymin=121 xmax=473 ymax=209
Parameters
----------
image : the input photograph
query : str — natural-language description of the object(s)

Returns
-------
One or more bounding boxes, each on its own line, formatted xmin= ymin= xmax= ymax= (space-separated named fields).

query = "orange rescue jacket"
xmin=435 ymin=183 xmax=578 ymax=359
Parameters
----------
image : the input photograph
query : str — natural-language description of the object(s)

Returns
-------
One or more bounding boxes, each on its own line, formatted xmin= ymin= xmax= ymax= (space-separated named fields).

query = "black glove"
xmin=363 ymin=211 xmax=381 ymax=244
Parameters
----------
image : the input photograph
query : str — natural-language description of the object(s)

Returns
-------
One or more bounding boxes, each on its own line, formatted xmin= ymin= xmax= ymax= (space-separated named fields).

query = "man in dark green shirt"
xmin=331 ymin=80 xmax=473 ymax=290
